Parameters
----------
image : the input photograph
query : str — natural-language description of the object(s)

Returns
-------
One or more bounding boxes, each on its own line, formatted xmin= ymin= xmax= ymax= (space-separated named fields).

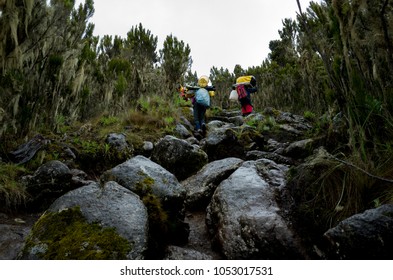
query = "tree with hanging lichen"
xmin=0 ymin=0 xmax=94 ymax=137
xmin=0 ymin=2 xmax=191 ymax=141
xmin=296 ymin=0 xmax=393 ymax=153
xmin=123 ymin=23 xmax=158 ymax=101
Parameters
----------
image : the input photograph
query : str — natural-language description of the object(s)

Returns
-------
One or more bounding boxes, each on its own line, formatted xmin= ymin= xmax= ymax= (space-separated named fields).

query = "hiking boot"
xmin=201 ymin=123 xmax=207 ymax=133
xmin=194 ymin=129 xmax=203 ymax=140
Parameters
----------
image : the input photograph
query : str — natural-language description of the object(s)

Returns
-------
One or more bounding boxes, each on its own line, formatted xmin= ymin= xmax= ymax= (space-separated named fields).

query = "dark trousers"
xmin=193 ymin=102 xmax=207 ymax=130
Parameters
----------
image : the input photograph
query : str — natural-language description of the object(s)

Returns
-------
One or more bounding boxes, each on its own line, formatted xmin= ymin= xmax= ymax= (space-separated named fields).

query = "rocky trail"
xmin=1 ymin=109 xmax=393 ymax=260
xmin=189 ymin=211 xmax=226 ymax=259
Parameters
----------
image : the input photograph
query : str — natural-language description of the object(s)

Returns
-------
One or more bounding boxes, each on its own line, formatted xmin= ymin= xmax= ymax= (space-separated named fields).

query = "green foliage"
xmin=80 ymin=140 xmax=101 ymax=156
xmin=269 ymin=18 xmax=298 ymax=67
xmin=114 ymin=74 xmax=128 ymax=96
xmin=134 ymin=95 xmax=180 ymax=132
xmin=209 ymin=67 xmax=235 ymax=108
xmin=47 ymin=54 xmax=64 ymax=83
xmin=72 ymin=137 xmax=130 ymax=175
xmin=55 ymin=114 xmax=70 ymax=134
xmin=0 ymin=163 xmax=29 ymax=212
xmin=160 ymin=34 xmax=192 ymax=91
xmin=303 ymin=111 xmax=316 ymax=121
xmin=164 ymin=116 xmax=175 ymax=126
xmin=260 ymin=116 xmax=277 ymax=132
xmin=108 ymin=58 xmax=131 ymax=75
xmin=99 ymin=116 xmax=119 ymax=127
xmin=0 ymin=0 xmax=95 ymax=136
xmin=125 ymin=23 xmax=158 ymax=68
xmin=22 ymin=207 xmax=132 ymax=259
xmin=288 ymin=150 xmax=363 ymax=239
xmin=0 ymin=2 xmax=190 ymax=139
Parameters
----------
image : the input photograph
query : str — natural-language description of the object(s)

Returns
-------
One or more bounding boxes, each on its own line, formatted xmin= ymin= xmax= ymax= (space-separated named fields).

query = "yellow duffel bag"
xmin=236 ymin=75 xmax=256 ymax=86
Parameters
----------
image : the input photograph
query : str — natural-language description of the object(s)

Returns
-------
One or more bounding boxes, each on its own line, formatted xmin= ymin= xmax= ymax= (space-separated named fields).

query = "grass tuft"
xmin=0 ymin=163 xmax=29 ymax=212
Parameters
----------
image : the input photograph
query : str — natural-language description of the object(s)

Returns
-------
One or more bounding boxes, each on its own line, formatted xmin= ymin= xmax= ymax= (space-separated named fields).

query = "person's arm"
xmin=247 ymin=86 xmax=258 ymax=93
xmin=204 ymin=85 xmax=216 ymax=91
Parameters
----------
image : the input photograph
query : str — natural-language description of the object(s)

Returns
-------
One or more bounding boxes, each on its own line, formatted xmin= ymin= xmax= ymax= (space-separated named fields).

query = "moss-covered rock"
xmin=19 ymin=207 xmax=132 ymax=259
xmin=237 ymin=126 xmax=265 ymax=151
xmin=101 ymin=156 xmax=189 ymax=258
xmin=19 ymin=181 xmax=149 ymax=259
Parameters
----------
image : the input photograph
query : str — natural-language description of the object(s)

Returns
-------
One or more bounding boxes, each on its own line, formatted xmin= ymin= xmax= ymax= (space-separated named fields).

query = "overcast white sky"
xmin=75 ymin=0 xmax=315 ymax=75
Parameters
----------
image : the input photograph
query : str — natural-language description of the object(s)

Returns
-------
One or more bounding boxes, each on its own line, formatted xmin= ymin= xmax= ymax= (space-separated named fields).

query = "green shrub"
xmin=0 ymin=163 xmax=29 ymax=212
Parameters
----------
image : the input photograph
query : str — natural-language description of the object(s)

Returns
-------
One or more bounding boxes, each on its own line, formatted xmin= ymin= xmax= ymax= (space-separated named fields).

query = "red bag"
xmin=236 ymin=84 xmax=247 ymax=100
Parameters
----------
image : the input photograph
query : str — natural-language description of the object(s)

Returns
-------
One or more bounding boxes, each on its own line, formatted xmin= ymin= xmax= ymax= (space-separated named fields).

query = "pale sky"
xmin=75 ymin=0 xmax=315 ymax=75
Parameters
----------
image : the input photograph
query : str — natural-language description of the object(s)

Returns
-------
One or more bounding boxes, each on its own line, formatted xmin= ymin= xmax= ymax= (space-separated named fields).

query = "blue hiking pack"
xmin=195 ymin=88 xmax=210 ymax=107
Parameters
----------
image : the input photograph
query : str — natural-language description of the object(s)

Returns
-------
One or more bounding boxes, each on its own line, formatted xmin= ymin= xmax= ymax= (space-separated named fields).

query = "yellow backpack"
xmin=236 ymin=76 xmax=256 ymax=86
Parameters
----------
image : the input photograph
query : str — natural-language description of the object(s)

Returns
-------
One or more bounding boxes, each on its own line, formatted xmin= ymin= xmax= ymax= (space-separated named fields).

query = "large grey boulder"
xmin=202 ymin=128 xmax=245 ymax=161
xmin=323 ymin=204 xmax=393 ymax=259
xmin=206 ymin=159 xmax=304 ymax=259
xmin=19 ymin=181 xmax=148 ymax=260
xmin=101 ymin=155 xmax=185 ymax=215
xmin=174 ymin=123 xmax=192 ymax=139
xmin=206 ymin=120 xmax=235 ymax=130
xmin=246 ymin=150 xmax=295 ymax=166
xmin=106 ymin=133 xmax=133 ymax=154
xmin=101 ymin=155 xmax=189 ymax=247
xmin=282 ymin=138 xmax=315 ymax=159
xmin=182 ymin=157 xmax=243 ymax=210
xmin=22 ymin=160 xmax=78 ymax=211
xmin=262 ymin=109 xmax=312 ymax=142
xmin=276 ymin=111 xmax=312 ymax=132
xmin=150 ymin=135 xmax=208 ymax=181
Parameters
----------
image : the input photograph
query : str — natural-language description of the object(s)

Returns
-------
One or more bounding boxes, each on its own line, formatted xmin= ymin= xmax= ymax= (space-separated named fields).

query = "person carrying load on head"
xmin=179 ymin=75 xmax=215 ymax=138
xmin=232 ymin=75 xmax=257 ymax=116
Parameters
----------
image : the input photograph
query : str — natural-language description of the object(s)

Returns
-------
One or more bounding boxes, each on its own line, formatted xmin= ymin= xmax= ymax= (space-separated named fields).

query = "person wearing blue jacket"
xmin=181 ymin=76 xmax=215 ymax=139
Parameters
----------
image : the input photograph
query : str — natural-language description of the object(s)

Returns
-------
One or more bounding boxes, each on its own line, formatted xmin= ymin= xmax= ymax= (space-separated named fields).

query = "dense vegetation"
xmin=1 ymin=0 xmax=393 ymax=216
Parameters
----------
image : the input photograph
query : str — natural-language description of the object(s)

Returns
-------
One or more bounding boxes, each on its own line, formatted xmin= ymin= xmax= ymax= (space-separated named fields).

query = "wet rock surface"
xmin=1 ymin=109 xmax=392 ymax=260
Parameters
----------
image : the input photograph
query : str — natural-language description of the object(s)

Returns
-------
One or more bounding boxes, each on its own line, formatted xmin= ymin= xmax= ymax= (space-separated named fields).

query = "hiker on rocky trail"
xmin=180 ymin=75 xmax=215 ymax=139
xmin=232 ymin=75 xmax=257 ymax=116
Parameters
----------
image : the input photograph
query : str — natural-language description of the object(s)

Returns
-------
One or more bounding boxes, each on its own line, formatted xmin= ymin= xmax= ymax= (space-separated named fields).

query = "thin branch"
xmin=328 ymin=154 xmax=393 ymax=184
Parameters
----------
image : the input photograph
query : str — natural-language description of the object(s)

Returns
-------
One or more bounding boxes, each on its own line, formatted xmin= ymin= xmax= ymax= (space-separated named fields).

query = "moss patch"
xmin=133 ymin=175 xmax=171 ymax=258
xmin=71 ymin=137 xmax=131 ymax=176
xmin=22 ymin=207 xmax=132 ymax=259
